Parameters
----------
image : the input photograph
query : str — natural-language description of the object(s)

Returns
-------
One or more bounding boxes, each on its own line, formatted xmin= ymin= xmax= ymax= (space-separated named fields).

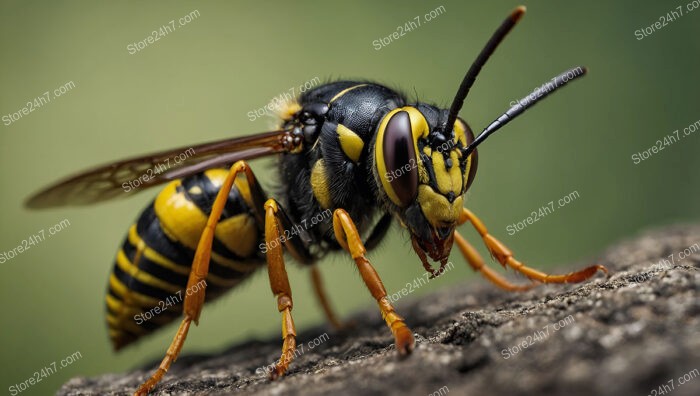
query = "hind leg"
xmin=134 ymin=161 xmax=265 ymax=395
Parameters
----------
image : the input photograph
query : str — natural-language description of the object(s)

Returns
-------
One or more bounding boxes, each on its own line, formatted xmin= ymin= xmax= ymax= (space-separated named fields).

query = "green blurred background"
xmin=1 ymin=1 xmax=699 ymax=394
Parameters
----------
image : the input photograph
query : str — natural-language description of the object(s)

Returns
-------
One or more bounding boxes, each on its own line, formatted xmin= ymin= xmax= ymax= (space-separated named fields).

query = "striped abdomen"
xmin=106 ymin=169 xmax=265 ymax=350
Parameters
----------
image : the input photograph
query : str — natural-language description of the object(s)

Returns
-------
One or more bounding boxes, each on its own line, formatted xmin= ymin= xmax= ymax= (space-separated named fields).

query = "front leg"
xmin=459 ymin=208 xmax=608 ymax=283
xmin=332 ymin=209 xmax=415 ymax=355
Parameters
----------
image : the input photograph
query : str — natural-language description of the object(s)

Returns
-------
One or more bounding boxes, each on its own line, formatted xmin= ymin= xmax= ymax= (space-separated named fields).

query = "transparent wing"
xmin=26 ymin=129 xmax=295 ymax=208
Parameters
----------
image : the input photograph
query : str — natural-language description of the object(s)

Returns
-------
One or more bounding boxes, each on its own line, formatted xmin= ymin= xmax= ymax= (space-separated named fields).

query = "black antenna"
xmin=463 ymin=66 xmax=587 ymax=157
xmin=444 ymin=6 xmax=526 ymax=134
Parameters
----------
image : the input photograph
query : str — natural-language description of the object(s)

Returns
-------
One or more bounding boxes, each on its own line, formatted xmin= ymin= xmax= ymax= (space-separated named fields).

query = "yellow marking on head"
xmin=310 ymin=159 xmax=333 ymax=209
xmin=454 ymin=119 xmax=473 ymax=191
xmin=431 ymin=151 xmax=463 ymax=196
xmin=375 ymin=106 xmax=430 ymax=207
xmin=453 ymin=119 xmax=468 ymax=148
xmin=417 ymin=185 xmax=464 ymax=227
xmin=336 ymin=124 xmax=364 ymax=162
xmin=330 ymin=84 xmax=368 ymax=103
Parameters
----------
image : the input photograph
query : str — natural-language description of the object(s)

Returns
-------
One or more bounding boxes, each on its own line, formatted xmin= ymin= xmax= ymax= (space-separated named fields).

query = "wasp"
xmin=27 ymin=6 xmax=607 ymax=395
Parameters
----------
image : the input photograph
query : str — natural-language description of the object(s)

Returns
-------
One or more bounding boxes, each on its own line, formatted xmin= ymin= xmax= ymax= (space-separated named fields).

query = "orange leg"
xmin=310 ymin=266 xmax=345 ymax=330
xmin=453 ymin=231 xmax=536 ymax=291
xmin=333 ymin=209 xmax=414 ymax=355
xmin=458 ymin=208 xmax=607 ymax=284
xmin=264 ymin=199 xmax=299 ymax=379
xmin=134 ymin=161 xmax=261 ymax=396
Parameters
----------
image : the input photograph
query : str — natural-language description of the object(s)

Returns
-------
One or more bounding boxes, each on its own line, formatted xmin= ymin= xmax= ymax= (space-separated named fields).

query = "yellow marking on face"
xmin=431 ymin=150 xmax=463 ymax=196
xmin=336 ymin=124 xmax=364 ymax=162
xmin=454 ymin=119 xmax=473 ymax=191
xmin=311 ymin=158 xmax=333 ymax=209
xmin=330 ymin=84 xmax=368 ymax=103
xmin=375 ymin=106 xmax=430 ymax=206
xmin=417 ymin=185 xmax=464 ymax=227
xmin=454 ymin=119 xmax=468 ymax=148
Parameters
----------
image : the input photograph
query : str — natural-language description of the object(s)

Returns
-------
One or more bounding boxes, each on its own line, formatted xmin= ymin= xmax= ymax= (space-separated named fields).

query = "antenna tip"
xmin=512 ymin=6 xmax=527 ymax=21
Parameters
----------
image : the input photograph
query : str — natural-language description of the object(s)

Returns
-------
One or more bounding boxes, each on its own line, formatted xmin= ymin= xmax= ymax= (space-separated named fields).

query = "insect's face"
xmin=374 ymin=105 xmax=478 ymax=272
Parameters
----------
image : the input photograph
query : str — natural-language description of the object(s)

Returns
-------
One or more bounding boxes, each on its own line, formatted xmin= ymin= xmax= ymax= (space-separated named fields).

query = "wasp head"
xmin=373 ymin=104 xmax=477 ymax=277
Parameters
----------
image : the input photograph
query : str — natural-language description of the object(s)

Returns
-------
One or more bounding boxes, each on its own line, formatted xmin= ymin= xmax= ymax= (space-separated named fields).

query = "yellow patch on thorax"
xmin=336 ymin=124 xmax=364 ymax=162
xmin=330 ymin=84 xmax=367 ymax=103
xmin=310 ymin=159 xmax=333 ymax=209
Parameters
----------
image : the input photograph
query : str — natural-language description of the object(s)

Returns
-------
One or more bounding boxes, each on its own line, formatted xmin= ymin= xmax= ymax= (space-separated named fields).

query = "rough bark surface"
xmin=59 ymin=224 xmax=700 ymax=396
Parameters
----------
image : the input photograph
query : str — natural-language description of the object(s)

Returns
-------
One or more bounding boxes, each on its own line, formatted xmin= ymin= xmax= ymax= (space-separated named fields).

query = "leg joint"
xmin=277 ymin=294 xmax=293 ymax=312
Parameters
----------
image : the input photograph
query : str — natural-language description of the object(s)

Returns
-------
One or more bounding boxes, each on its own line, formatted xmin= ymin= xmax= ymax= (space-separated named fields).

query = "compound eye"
xmin=382 ymin=111 xmax=418 ymax=207
xmin=462 ymin=121 xmax=478 ymax=191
